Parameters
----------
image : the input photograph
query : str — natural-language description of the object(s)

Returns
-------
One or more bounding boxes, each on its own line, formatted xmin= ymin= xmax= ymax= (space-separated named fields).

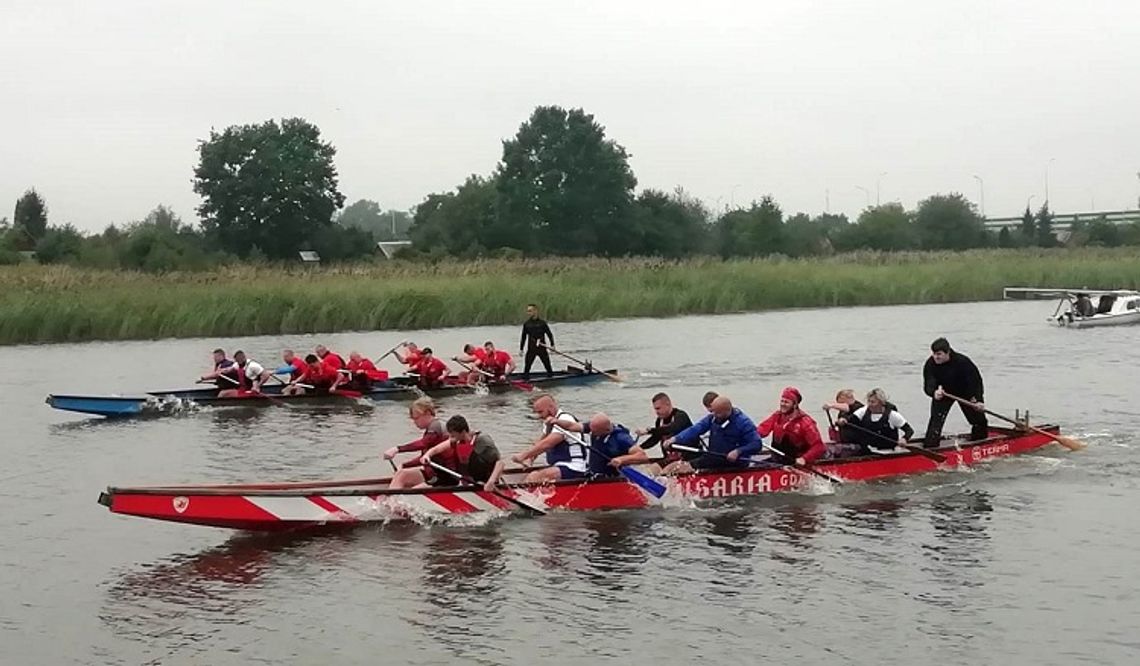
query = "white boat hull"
xmin=1057 ymin=311 xmax=1140 ymax=328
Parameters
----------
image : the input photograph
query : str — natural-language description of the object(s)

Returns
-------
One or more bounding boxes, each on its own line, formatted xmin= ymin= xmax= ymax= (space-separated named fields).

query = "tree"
xmin=34 ymin=225 xmax=84 ymax=264
xmin=913 ymin=193 xmax=985 ymax=250
xmin=1086 ymin=217 xmax=1121 ymax=247
xmin=1019 ymin=206 xmax=1036 ymax=245
xmin=496 ymin=106 xmax=637 ymax=255
xmin=409 ymin=175 xmax=499 ymax=256
xmin=631 ymin=187 xmax=710 ymax=258
xmin=782 ymin=213 xmax=831 ymax=257
xmin=836 ymin=203 xmax=918 ymax=252
xmin=997 ymin=227 xmax=1016 ymax=248
xmin=13 ymin=189 xmax=48 ymax=247
xmin=1035 ymin=203 xmax=1056 ymax=247
xmin=715 ymin=195 xmax=784 ymax=257
xmin=337 ymin=199 xmax=413 ymax=241
xmin=193 ymin=118 xmax=345 ymax=259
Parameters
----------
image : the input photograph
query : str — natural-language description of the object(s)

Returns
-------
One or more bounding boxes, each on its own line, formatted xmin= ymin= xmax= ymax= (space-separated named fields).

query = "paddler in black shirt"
xmin=519 ymin=303 xmax=555 ymax=381
xmin=922 ymin=337 xmax=988 ymax=446
xmin=636 ymin=392 xmax=695 ymax=462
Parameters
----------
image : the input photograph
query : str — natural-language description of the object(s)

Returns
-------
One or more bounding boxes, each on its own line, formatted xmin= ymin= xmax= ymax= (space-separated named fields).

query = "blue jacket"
xmin=674 ymin=408 xmax=763 ymax=458
xmin=581 ymin=423 xmax=636 ymax=477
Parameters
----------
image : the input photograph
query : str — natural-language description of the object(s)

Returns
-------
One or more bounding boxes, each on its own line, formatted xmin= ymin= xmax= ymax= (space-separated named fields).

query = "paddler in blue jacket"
xmin=662 ymin=396 xmax=763 ymax=473
xmin=547 ymin=412 xmax=640 ymax=478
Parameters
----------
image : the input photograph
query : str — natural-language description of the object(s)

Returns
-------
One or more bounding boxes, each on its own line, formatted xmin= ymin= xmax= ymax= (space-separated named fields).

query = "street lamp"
xmin=730 ymin=184 xmax=741 ymax=209
xmin=973 ymin=175 xmax=985 ymax=217
xmin=1045 ymin=157 xmax=1056 ymax=204
xmin=876 ymin=172 xmax=887 ymax=206
xmin=856 ymin=186 xmax=871 ymax=208
xmin=1027 ymin=195 xmax=1036 ymax=212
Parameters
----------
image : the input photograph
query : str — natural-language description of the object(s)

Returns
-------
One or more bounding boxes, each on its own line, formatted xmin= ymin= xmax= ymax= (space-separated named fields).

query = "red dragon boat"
xmin=98 ymin=424 xmax=1061 ymax=532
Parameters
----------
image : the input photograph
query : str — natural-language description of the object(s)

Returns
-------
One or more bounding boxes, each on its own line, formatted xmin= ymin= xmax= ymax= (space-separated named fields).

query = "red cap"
xmin=781 ymin=387 xmax=802 ymax=404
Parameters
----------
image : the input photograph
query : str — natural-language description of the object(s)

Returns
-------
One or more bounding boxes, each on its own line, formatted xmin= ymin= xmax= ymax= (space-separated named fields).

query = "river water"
xmin=1 ymin=301 xmax=1136 ymax=665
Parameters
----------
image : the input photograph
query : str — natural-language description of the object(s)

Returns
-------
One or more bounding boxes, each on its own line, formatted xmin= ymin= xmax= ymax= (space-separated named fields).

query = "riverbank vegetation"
xmin=2 ymin=248 xmax=1139 ymax=345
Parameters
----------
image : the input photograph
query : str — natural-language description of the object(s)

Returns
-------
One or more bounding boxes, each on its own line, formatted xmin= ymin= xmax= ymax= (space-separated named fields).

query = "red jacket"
xmin=415 ymin=356 xmax=449 ymax=384
xmin=482 ymin=350 xmax=512 ymax=376
xmin=347 ymin=358 xmax=388 ymax=381
xmin=757 ymin=409 xmax=826 ymax=464
xmin=319 ymin=351 xmax=346 ymax=373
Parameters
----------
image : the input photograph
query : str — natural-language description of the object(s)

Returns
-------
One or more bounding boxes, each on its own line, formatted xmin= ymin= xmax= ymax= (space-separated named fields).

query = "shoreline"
xmin=2 ymin=248 xmax=1138 ymax=345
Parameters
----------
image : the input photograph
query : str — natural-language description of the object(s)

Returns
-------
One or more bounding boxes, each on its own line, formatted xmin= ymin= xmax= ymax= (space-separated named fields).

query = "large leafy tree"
xmin=836 ymin=203 xmax=919 ymax=252
xmin=913 ymin=193 xmax=985 ymax=250
xmin=409 ymin=175 xmax=498 ymax=256
xmin=13 ymin=189 xmax=48 ymax=247
xmin=715 ymin=195 xmax=784 ymax=257
xmin=496 ymin=106 xmax=637 ymax=255
xmin=632 ymin=187 xmax=711 ymax=258
xmin=193 ymin=118 xmax=345 ymax=259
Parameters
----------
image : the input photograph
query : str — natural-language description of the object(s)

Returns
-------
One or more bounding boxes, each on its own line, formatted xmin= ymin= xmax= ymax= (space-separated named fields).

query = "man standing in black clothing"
xmin=922 ymin=337 xmax=988 ymax=446
xmin=520 ymin=303 xmax=555 ymax=381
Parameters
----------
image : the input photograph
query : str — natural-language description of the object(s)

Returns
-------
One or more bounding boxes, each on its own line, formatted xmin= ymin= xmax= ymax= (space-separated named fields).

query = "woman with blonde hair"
xmin=845 ymin=388 xmax=914 ymax=453
xmin=383 ymin=397 xmax=449 ymax=489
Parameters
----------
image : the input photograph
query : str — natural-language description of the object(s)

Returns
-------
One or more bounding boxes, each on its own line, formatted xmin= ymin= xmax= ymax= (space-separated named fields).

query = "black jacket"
xmin=640 ymin=408 xmax=693 ymax=450
xmin=520 ymin=317 xmax=554 ymax=352
xmin=923 ymin=351 xmax=984 ymax=402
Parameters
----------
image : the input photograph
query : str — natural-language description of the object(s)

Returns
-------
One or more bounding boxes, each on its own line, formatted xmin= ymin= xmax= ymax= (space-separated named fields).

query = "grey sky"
xmin=3 ymin=0 xmax=1138 ymax=232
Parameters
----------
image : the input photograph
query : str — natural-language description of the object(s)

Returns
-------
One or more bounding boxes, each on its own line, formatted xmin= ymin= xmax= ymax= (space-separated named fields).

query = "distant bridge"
xmin=983 ymin=209 xmax=1140 ymax=231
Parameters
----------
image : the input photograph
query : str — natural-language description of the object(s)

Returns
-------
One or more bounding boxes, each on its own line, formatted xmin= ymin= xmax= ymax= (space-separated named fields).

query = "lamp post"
xmin=730 ymin=184 xmax=741 ymax=209
xmin=856 ymin=186 xmax=871 ymax=208
xmin=1027 ymin=195 xmax=1036 ymax=213
xmin=973 ymin=175 xmax=985 ymax=217
xmin=1045 ymin=157 xmax=1055 ymax=204
xmin=876 ymin=172 xmax=887 ymax=206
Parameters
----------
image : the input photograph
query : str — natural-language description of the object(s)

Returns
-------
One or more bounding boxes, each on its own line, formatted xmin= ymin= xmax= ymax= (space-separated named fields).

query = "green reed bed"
xmin=2 ymin=249 xmax=1138 ymax=344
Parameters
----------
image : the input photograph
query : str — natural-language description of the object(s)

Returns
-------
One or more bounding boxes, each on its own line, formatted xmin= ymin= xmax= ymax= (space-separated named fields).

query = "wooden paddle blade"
xmin=494 ymin=488 xmax=548 ymax=515
xmin=620 ymin=466 xmax=667 ymax=498
xmin=1052 ymin=434 xmax=1086 ymax=451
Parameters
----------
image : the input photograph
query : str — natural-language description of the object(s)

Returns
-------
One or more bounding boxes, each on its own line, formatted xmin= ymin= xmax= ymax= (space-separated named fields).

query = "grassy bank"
xmin=2 ymin=249 xmax=1139 ymax=345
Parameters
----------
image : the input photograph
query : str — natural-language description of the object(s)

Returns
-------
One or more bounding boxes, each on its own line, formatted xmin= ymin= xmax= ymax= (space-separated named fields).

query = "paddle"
xmin=943 ymin=392 xmax=1085 ymax=451
xmin=375 ymin=339 xmax=409 ymax=364
xmin=426 ymin=461 xmax=548 ymax=516
xmin=454 ymin=359 xmax=534 ymax=392
xmin=578 ymin=439 xmax=667 ymax=498
xmin=217 ymin=373 xmax=297 ymax=409
xmin=672 ymin=443 xmax=843 ymax=485
xmin=538 ymin=342 xmax=621 ymax=382
xmin=295 ymin=382 xmax=364 ymax=399
xmin=837 ymin=418 xmax=947 ymax=463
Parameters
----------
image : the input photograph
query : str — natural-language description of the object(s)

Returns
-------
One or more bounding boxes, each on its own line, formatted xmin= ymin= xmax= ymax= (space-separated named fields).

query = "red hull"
xmin=99 ymin=426 xmax=1059 ymax=532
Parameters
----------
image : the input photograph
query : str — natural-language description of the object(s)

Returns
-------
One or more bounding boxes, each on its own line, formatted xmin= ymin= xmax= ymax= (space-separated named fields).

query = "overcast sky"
xmin=2 ymin=0 xmax=1138 ymax=232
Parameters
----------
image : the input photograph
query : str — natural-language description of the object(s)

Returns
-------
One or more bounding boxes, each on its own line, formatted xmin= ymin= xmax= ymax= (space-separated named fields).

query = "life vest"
xmin=544 ymin=410 xmax=588 ymax=469
xmin=855 ymin=406 xmax=900 ymax=450
xmin=432 ymin=432 xmax=499 ymax=482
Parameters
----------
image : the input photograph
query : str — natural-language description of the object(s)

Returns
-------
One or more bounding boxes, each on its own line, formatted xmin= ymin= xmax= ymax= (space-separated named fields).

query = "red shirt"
xmin=757 ymin=409 xmax=826 ymax=463
xmin=301 ymin=363 xmax=337 ymax=388
xmin=415 ymin=356 xmax=449 ymax=384
xmin=286 ymin=356 xmax=307 ymax=379
xmin=403 ymin=350 xmax=424 ymax=367
xmin=482 ymin=350 xmax=512 ymax=376
xmin=319 ymin=351 xmax=345 ymax=373
xmin=348 ymin=358 xmax=388 ymax=381
xmin=470 ymin=348 xmax=489 ymax=364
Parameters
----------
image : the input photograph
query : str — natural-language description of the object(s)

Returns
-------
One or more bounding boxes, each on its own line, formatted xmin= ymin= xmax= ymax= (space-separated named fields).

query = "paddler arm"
xmin=514 ymin=431 xmax=565 ymax=463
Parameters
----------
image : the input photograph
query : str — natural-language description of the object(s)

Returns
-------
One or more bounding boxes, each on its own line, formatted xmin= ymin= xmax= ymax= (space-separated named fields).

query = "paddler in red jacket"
xmin=341 ymin=351 xmax=387 ymax=391
xmin=478 ymin=341 xmax=515 ymax=381
xmin=315 ymin=344 xmax=345 ymax=374
xmin=757 ymin=387 xmax=827 ymax=465
xmin=412 ymin=347 xmax=450 ymax=388
xmin=394 ymin=342 xmax=423 ymax=368
xmin=277 ymin=349 xmax=307 ymax=382
xmin=283 ymin=354 xmax=338 ymax=395
xmin=453 ymin=344 xmax=488 ymax=384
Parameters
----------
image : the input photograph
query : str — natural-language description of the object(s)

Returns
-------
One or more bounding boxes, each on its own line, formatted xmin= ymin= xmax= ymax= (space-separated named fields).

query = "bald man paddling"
xmin=546 ymin=412 xmax=640 ymax=479
xmin=661 ymin=395 xmax=763 ymax=474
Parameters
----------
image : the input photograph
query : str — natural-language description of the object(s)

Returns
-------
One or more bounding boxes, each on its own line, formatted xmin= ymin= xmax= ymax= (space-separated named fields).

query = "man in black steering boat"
xmin=922 ymin=337 xmax=988 ymax=446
